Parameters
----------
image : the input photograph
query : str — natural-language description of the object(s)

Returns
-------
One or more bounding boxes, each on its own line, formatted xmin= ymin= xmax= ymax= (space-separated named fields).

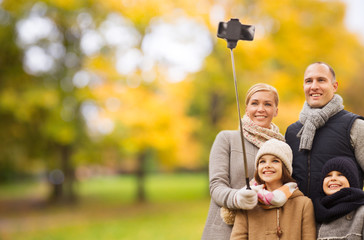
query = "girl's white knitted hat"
xmin=255 ymin=138 xmax=293 ymax=175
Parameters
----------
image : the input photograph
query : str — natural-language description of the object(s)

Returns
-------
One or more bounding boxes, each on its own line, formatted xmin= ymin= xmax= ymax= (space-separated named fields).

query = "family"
xmin=201 ymin=62 xmax=364 ymax=240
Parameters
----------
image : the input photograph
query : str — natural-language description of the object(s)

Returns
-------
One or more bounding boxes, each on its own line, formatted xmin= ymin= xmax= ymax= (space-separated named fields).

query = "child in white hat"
xmin=230 ymin=139 xmax=316 ymax=240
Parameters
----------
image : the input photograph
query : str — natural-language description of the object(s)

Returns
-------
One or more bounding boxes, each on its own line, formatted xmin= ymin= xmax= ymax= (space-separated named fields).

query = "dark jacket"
xmin=285 ymin=110 xmax=362 ymax=200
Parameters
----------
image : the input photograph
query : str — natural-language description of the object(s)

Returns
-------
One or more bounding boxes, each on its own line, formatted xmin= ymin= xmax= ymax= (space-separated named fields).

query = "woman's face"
xmin=257 ymin=154 xmax=283 ymax=191
xmin=323 ymin=171 xmax=350 ymax=196
xmin=246 ymin=91 xmax=278 ymax=128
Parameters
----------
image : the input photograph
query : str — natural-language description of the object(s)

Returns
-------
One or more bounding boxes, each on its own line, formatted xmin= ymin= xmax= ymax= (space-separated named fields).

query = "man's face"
xmin=303 ymin=63 xmax=338 ymax=108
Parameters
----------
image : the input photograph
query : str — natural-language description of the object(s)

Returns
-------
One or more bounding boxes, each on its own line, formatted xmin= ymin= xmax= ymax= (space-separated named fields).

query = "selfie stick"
xmin=217 ymin=19 xmax=255 ymax=189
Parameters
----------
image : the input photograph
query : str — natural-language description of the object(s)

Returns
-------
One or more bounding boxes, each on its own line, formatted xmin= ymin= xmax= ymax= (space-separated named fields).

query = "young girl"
xmin=230 ymin=139 xmax=316 ymax=240
xmin=314 ymin=156 xmax=364 ymax=239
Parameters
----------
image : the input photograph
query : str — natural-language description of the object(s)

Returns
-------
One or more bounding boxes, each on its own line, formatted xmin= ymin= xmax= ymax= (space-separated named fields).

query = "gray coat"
xmin=317 ymin=206 xmax=364 ymax=240
xmin=201 ymin=130 xmax=258 ymax=240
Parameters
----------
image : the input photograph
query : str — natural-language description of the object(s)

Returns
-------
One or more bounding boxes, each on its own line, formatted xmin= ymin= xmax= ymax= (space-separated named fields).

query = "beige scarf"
xmin=241 ymin=114 xmax=285 ymax=147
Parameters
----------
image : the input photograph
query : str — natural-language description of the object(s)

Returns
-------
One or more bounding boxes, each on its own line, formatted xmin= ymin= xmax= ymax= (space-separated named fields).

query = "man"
xmin=285 ymin=62 xmax=364 ymax=200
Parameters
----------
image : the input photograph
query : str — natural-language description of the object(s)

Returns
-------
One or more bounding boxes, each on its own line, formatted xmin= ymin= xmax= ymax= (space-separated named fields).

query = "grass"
xmin=0 ymin=173 xmax=211 ymax=240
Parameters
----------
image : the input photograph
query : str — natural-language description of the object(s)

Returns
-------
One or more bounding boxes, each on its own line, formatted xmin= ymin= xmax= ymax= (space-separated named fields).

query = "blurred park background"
xmin=1 ymin=0 xmax=364 ymax=239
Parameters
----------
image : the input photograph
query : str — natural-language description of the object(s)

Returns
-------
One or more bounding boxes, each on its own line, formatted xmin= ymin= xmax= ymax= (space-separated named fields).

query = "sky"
xmin=343 ymin=0 xmax=364 ymax=43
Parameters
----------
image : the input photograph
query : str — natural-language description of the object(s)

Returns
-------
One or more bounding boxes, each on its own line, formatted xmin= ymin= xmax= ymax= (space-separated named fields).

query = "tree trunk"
xmin=210 ymin=92 xmax=221 ymax=126
xmin=49 ymin=144 xmax=77 ymax=204
xmin=136 ymin=151 xmax=147 ymax=202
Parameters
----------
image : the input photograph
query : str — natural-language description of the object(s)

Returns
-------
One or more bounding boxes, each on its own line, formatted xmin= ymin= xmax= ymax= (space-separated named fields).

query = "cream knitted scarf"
xmin=241 ymin=114 xmax=285 ymax=148
xmin=297 ymin=94 xmax=344 ymax=151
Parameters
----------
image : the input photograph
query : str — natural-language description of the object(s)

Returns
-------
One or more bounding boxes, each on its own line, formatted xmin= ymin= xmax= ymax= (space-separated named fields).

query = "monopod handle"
xmin=246 ymin=177 xmax=251 ymax=190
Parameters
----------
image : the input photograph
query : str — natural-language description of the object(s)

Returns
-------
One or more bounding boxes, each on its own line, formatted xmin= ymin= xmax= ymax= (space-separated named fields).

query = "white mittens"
xmin=221 ymin=186 xmax=258 ymax=225
xmin=234 ymin=187 xmax=258 ymax=210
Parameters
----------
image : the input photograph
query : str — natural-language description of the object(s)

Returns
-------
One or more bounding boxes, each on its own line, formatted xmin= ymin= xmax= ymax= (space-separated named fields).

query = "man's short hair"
xmin=307 ymin=61 xmax=336 ymax=83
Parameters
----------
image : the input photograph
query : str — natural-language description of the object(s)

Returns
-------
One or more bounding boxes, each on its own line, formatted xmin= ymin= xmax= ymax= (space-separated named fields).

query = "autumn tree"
xmin=1 ymin=0 xmax=364 ymax=204
xmin=189 ymin=0 xmax=364 ymax=164
xmin=0 ymin=0 xmax=211 ymax=203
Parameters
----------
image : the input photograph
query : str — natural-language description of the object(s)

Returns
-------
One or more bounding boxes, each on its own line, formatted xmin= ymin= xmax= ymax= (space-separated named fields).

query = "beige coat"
xmin=230 ymin=189 xmax=316 ymax=240
xmin=201 ymin=130 xmax=258 ymax=240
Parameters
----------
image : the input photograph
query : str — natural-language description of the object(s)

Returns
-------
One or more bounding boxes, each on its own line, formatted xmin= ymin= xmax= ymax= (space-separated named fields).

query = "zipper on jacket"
xmin=307 ymin=152 xmax=311 ymax=195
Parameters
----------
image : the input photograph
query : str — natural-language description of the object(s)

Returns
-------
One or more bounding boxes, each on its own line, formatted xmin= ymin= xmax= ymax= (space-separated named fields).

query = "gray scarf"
xmin=297 ymin=94 xmax=344 ymax=151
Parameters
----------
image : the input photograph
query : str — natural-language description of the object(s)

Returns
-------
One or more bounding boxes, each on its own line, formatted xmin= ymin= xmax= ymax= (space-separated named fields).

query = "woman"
xmin=314 ymin=157 xmax=364 ymax=239
xmin=230 ymin=139 xmax=316 ymax=240
xmin=201 ymin=83 xmax=285 ymax=240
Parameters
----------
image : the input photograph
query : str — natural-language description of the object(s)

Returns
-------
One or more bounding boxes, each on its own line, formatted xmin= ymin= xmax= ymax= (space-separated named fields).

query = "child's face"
xmin=257 ymin=154 xmax=283 ymax=191
xmin=323 ymin=171 xmax=350 ymax=196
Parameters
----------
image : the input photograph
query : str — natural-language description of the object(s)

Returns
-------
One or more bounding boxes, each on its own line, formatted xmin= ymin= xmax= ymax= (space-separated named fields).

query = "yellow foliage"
xmin=22 ymin=0 xmax=363 ymax=170
xmin=47 ymin=0 xmax=89 ymax=10
xmin=89 ymin=76 xmax=201 ymax=168
xmin=100 ymin=0 xmax=211 ymax=21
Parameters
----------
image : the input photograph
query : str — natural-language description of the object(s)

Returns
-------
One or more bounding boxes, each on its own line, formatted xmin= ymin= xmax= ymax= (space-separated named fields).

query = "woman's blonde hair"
xmin=245 ymin=83 xmax=279 ymax=106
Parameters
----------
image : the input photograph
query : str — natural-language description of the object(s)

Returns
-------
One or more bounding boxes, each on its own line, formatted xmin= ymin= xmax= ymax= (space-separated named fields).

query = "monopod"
xmin=217 ymin=18 xmax=255 ymax=189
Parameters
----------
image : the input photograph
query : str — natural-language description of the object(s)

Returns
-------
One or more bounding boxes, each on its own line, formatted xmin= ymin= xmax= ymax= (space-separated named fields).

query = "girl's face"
xmin=323 ymin=171 xmax=350 ymax=196
xmin=257 ymin=154 xmax=283 ymax=191
xmin=246 ymin=91 xmax=278 ymax=129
